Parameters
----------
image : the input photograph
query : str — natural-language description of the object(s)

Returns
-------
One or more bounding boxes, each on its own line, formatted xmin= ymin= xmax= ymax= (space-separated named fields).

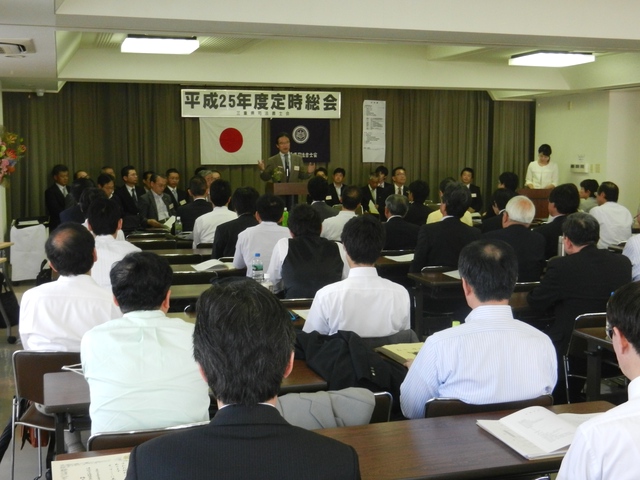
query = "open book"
xmin=477 ymin=406 xmax=600 ymax=460
xmin=375 ymin=343 xmax=424 ymax=364
xmin=191 ymin=259 xmax=232 ymax=272
xmin=52 ymin=452 xmax=130 ymax=480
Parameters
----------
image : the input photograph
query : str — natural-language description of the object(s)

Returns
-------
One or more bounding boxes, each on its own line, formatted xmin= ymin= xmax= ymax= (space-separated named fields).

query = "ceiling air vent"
xmin=0 ymin=39 xmax=36 ymax=56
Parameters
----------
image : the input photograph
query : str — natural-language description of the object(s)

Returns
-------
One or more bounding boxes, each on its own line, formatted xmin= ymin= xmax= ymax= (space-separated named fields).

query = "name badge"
xmin=179 ymin=199 xmax=187 ymax=206
xmin=471 ymin=193 xmax=477 ymax=198
xmin=326 ymin=195 xmax=332 ymax=201
xmin=294 ymin=165 xmax=300 ymax=171
xmin=168 ymin=203 xmax=175 ymax=209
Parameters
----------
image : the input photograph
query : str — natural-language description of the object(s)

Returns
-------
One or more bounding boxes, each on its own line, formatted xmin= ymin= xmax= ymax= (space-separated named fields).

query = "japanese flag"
xmin=200 ymin=117 xmax=262 ymax=165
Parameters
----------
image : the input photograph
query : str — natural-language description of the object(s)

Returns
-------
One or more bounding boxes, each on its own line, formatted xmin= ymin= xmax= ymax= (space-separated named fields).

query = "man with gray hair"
xmin=528 ymin=212 xmax=631 ymax=402
xmin=138 ymin=174 xmax=176 ymax=229
xmin=383 ymin=194 xmax=419 ymax=250
xmin=483 ymin=195 xmax=545 ymax=281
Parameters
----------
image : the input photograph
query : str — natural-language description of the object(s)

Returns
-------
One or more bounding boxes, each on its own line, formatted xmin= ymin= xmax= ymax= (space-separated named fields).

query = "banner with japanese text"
xmin=182 ymin=89 xmax=341 ymax=119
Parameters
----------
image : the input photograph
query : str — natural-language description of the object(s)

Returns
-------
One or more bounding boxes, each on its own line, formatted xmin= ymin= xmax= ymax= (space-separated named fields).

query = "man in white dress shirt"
xmin=321 ymin=186 xmax=361 ymax=242
xmin=400 ymin=238 xmax=557 ymax=419
xmin=82 ymin=252 xmax=210 ymax=435
xmin=589 ymin=181 xmax=633 ymax=249
xmin=558 ymin=281 xmax=640 ymax=480
xmin=87 ymin=197 xmax=141 ymax=289
xmin=192 ymin=179 xmax=237 ymax=248
xmin=19 ymin=222 xmax=121 ymax=352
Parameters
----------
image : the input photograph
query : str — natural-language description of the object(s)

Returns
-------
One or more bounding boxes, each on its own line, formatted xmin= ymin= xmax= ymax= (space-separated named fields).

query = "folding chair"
xmin=425 ymin=394 xmax=553 ymax=418
xmin=87 ymin=421 xmax=208 ymax=451
xmin=370 ymin=392 xmax=393 ymax=424
xmin=11 ymin=350 xmax=82 ymax=480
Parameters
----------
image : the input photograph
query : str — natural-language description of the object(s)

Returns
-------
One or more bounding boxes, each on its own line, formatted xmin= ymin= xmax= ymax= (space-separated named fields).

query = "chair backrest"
xmin=279 ymin=298 xmax=314 ymax=309
xmin=87 ymin=422 xmax=208 ymax=451
xmin=370 ymin=392 xmax=393 ymax=424
xmin=420 ymin=265 xmax=455 ymax=273
xmin=574 ymin=312 xmax=606 ymax=329
xmin=196 ymin=243 xmax=213 ymax=249
xmin=129 ymin=239 xmax=177 ymax=250
xmin=424 ymin=394 xmax=553 ymax=418
xmin=513 ymin=281 xmax=540 ymax=292
xmin=380 ymin=249 xmax=415 ymax=257
xmin=13 ymin=350 xmax=81 ymax=404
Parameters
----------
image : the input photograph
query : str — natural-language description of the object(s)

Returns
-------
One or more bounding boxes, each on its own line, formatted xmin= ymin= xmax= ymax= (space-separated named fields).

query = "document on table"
xmin=443 ymin=270 xmax=461 ymax=279
xmin=192 ymin=259 xmax=231 ymax=271
xmin=52 ymin=452 xmax=130 ymax=480
xmin=383 ymin=253 xmax=414 ymax=262
xmin=477 ymin=406 xmax=600 ymax=460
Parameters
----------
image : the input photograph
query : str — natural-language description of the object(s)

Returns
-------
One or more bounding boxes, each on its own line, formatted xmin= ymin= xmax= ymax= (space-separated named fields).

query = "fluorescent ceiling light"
xmin=509 ymin=51 xmax=595 ymax=68
xmin=121 ymin=35 xmax=199 ymax=55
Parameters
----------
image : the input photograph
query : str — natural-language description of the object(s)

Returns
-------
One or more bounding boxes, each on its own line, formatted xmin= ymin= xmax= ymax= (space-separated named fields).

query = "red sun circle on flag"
xmin=219 ymin=128 xmax=243 ymax=153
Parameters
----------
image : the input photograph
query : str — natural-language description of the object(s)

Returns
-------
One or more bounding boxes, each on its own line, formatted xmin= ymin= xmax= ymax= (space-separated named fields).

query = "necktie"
xmin=284 ymin=154 xmax=290 ymax=181
xmin=131 ymin=188 xmax=137 ymax=203
xmin=396 ymin=186 xmax=401 ymax=195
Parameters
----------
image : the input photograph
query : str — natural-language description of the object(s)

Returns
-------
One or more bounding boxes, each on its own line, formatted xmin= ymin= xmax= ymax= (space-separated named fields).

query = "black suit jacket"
xmin=410 ymin=217 xmax=481 ymax=272
xmin=177 ymin=199 xmax=213 ymax=232
xmin=44 ymin=183 xmax=68 ymax=230
xmin=59 ymin=204 xmax=84 ymax=224
xmin=113 ymin=185 xmax=146 ymax=217
xmin=138 ymin=191 xmax=177 ymax=227
xmin=383 ymin=217 xmax=420 ymax=250
xmin=484 ymin=224 xmax=546 ymax=282
xmin=125 ymin=404 xmax=360 ymax=480
xmin=164 ymin=187 xmax=189 ymax=210
xmin=212 ymin=213 xmax=258 ymax=259
xmin=467 ymin=184 xmax=483 ymax=213
xmin=527 ymin=245 xmax=631 ymax=356
xmin=480 ymin=211 xmax=504 ymax=234
xmin=311 ymin=201 xmax=339 ymax=222
xmin=360 ymin=185 xmax=380 ymax=215
xmin=534 ymin=215 xmax=568 ymax=260
xmin=404 ymin=203 xmax=434 ymax=226
xmin=376 ymin=183 xmax=395 ymax=221
xmin=327 ymin=183 xmax=347 ymax=206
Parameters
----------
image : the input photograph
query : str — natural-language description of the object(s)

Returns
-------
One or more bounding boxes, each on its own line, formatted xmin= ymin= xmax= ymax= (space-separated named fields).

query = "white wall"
xmin=535 ymin=90 xmax=639 ymax=212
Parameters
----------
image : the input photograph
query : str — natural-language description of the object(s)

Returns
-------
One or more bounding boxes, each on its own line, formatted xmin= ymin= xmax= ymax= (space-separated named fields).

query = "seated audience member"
xmin=60 ymin=177 xmax=96 ymax=223
xmin=527 ymin=213 xmax=631 ymax=400
xmin=113 ymin=166 xmax=145 ymax=230
xmin=327 ymin=167 xmax=347 ymax=206
xmin=391 ymin=167 xmax=408 ymax=197
xmin=589 ymin=181 xmax=633 ymax=248
xmin=480 ymin=188 xmax=517 ymax=234
xmin=192 ymin=179 xmax=237 ymax=248
xmin=96 ymin=173 xmax=116 ymax=199
xmin=308 ymin=176 xmax=339 ymax=221
xmin=124 ymin=278 xmax=359 ymax=480
xmin=212 ymin=187 xmax=259 ymax=259
xmin=375 ymin=165 xmax=394 ymax=221
xmin=87 ymin=198 xmax=141 ymax=289
xmin=45 ymin=164 xmax=72 ymax=230
xmin=177 ymin=176 xmax=213 ymax=232
xmin=138 ymin=174 xmax=177 ymax=229
xmin=267 ymin=204 xmax=349 ymax=298
xmin=578 ymin=178 xmax=599 ymax=213
xmin=100 ymin=165 xmax=116 ymax=178
xmin=534 ymin=183 xmax=580 ymax=259
xmin=426 ymin=177 xmax=474 ymax=226
xmin=164 ymin=168 xmax=189 ymax=208
xmin=558 ymin=282 xmax=640 ymax=480
xmin=361 ymin=171 xmax=382 ymax=216
xmin=233 ymin=194 xmax=289 ymax=277
xmin=410 ymin=181 xmax=481 ymax=272
xmin=19 ymin=223 xmax=121 ymax=351
xmin=142 ymin=170 xmax=154 ymax=191
xmin=404 ymin=180 xmax=434 ymax=226
xmin=483 ymin=196 xmax=546 ymax=282
xmin=484 ymin=171 xmax=519 ymax=220
xmin=400 ymin=239 xmax=557 ymax=419
xmin=383 ymin=194 xmax=420 ymax=250
xmin=304 ymin=215 xmax=410 ymax=337
xmin=313 ymin=167 xmax=328 ymax=179
xmin=321 ymin=185 xmax=362 ymax=241
xmin=74 ymin=170 xmax=90 ymax=180
xmin=460 ymin=167 xmax=483 ymax=213
xmin=82 ymin=252 xmax=210 ymax=436
xmin=623 ymin=233 xmax=640 ymax=282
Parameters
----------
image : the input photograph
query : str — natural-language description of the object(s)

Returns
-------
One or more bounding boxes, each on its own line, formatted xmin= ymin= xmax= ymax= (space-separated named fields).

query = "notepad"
xmin=191 ymin=259 xmax=232 ymax=271
xmin=375 ymin=342 xmax=424 ymax=364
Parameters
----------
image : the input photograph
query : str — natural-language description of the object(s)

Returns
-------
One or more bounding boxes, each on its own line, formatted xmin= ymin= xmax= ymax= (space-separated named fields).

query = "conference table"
xmin=43 ymin=360 xmax=327 ymax=454
xmin=56 ymin=401 xmax=613 ymax=479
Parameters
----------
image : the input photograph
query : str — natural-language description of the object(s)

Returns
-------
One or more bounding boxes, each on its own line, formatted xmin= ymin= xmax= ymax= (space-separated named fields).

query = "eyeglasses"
xmin=606 ymin=322 xmax=614 ymax=340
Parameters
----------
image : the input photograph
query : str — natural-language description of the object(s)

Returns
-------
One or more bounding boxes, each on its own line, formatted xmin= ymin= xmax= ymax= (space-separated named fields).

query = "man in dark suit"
xmin=124 ymin=278 xmax=360 ymax=480
xmin=212 ymin=187 xmax=259 ymax=259
xmin=534 ymin=183 xmax=580 ymax=259
xmin=405 ymin=180 xmax=435 ymax=226
xmin=480 ymin=188 xmax=517 ymax=234
xmin=527 ymin=213 xmax=631 ymax=400
xmin=383 ymin=194 xmax=420 ymax=250
xmin=410 ymin=182 xmax=481 ymax=272
xmin=258 ymin=132 xmax=314 ymax=183
xmin=164 ymin=168 xmax=189 ymax=209
xmin=113 ymin=165 xmax=146 ymax=232
xmin=460 ymin=167 xmax=483 ymax=213
xmin=177 ymin=176 xmax=213 ymax=232
xmin=44 ymin=164 xmax=71 ymax=231
xmin=391 ymin=166 xmax=409 ymax=197
xmin=483 ymin=171 xmax=519 ymax=220
xmin=484 ymin=196 xmax=546 ymax=282
xmin=361 ymin=172 xmax=381 ymax=217
xmin=138 ymin=174 xmax=176 ymax=229
xmin=308 ymin=176 xmax=339 ymax=221
xmin=374 ymin=166 xmax=394 ymax=221
xmin=327 ymin=167 xmax=347 ymax=206
xmin=59 ymin=177 xmax=95 ymax=224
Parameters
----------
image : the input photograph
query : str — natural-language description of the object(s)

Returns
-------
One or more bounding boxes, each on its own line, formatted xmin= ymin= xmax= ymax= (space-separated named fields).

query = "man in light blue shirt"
xmin=400 ymin=239 xmax=557 ymax=419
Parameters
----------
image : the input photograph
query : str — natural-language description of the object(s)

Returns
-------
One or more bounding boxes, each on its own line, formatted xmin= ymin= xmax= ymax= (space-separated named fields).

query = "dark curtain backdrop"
xmin=1 ymin=83 xmax=533 ymax=227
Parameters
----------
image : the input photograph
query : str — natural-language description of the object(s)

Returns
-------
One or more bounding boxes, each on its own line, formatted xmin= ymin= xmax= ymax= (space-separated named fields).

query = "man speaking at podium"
xmin=258 ymin=132 xmax=314 ymax=183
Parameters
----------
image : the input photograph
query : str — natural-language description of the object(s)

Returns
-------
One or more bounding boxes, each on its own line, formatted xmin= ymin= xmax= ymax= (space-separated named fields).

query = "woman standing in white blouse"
xmin=525 ymin=144 xmax=558 ymax=189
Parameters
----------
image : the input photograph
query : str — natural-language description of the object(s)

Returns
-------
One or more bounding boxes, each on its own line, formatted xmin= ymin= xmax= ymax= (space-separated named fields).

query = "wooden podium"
xmin=518 ymin=188 xmax=552 ymax=219
xmin=265 ymin=182 xmax=308 ymax=210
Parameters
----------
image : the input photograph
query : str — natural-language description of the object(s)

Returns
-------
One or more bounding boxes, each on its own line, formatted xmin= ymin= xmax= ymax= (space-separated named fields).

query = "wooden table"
xmin=573 ymin=327 xmax=616 ymax=401
xmin=44 ymin=360 xmax=326 ymax=454
xmin=57 ymin=401 xmax=613 ymax=479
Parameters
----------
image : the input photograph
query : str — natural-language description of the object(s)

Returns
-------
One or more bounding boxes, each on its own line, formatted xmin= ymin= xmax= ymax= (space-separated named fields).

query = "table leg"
xmin=54 ymin=413 xmax=66 ymax=455
xmin=584 ymin=340 xmax=603 ymax=401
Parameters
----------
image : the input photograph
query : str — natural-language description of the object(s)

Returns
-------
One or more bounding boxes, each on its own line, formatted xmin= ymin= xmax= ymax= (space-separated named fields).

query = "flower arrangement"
xmin=272 ymin=165 xmax=284 ymax=182
xmin=0 ymin=127 xmax=27 ymax=181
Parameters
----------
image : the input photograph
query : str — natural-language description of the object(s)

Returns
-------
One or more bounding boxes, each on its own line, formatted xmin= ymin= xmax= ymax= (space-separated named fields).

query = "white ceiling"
xmin=3 ymin=0 xmax=640 ymax=99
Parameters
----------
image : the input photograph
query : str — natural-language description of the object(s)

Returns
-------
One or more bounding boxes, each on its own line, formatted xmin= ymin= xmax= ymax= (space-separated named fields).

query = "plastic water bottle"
xmin=175 ymin=216 xmax=183 ymax=234
xmin=282 ymin=208 xmax=289 ymax=227
xmin=251 ymin=253 xmax=264 ymax=282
